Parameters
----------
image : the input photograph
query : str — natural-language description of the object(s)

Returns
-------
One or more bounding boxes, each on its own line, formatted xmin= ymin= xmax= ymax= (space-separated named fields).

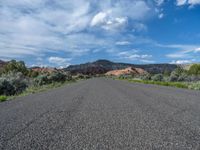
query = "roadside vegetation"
xmin=117 ymin=64 xmax=200 ymax=90
xmin=0 ymin=95 xmax=7 ymax=102
xmin=0 ymin=60 xmax=89 ymax=102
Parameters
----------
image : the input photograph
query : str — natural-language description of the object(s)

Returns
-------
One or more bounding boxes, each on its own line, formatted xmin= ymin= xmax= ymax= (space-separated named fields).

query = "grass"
xmin=0 ymin=96 xmax=7 ymax=102
xmin=118 ymin=78 xmax=189 ymax=89
xmin=22 ymin=80 xmax=76 ymax=96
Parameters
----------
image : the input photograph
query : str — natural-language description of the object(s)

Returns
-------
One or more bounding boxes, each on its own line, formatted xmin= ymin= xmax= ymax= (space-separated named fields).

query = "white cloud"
xmin=48 ymin=57 xmax=71 ymax=67
xmin=91 ymin=11 xmax=108 ymax=26
xmin=132 ymin=23 xmax=148 ymax=32
xmin=0 ymin=0 xmax=162 ymax=64
xmin=154 ymin=0 xmax=165 ymax=6
xmin=188 ymin=0 xmax=200 ymax=5
xmin=176 ymin=0 xmax=200 ymax=6
xmin=90 ymin=0 xmax=151 ymax=31
xmin=117 ymin=50 xmax=153 ymax=62
xmin=166 ymin=53 xmax=188 ymax=58
xmin=158 ymin=13 xmax=164 ymax=19
xmin=170 ymin=60 xmax=192 ymax=64
xmin=194 ymin=47 xmax=200 ymax=52
xmin=176 ymin=0 xmax=187 ymax=6
xmin=115 ymin=41 xmax=131 ymax=46
xmin=140 ymin=60 xmax=155 ymax=63
xmin=90 ymin=11 xmax=128 ymax=31
xmin=165 ymin=45 xmax=200 ymax=59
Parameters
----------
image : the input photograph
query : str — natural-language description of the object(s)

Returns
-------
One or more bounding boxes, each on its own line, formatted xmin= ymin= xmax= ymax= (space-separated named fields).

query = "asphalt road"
xmin=1 ymin=78 xmax=200 ymax=150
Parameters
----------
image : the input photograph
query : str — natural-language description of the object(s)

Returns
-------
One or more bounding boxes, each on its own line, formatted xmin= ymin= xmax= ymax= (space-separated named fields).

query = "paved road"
xmin=1 ymin=78 xmax=200 ymax=149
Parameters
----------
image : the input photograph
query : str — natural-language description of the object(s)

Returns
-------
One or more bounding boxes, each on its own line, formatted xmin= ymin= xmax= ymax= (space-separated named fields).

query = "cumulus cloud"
xmin=176 ymin=0 xmax=200 ymax=6
xmin=90 ymin=0 xmax=151 ymax=31
xmin=117 ymin=50 xmax=153 ymax=63
xmin=48 ymin=57 xmax=71 ymax=67
xmin=115 ymin=41 xmax=131 ymax=46
xmin=91 ymin=12 xmax=127 ymax=31
xmin=176 ymin=0 xmax=187 ymax=6
xmin=154 ymin=0 xmax=165 ymax=6
xmin=170 ymin=60 xmax=192 ymax=64
xmin=0 ymin=0 xmax=162 ymax=64
xmin=132 ymin=23 xmax=148 ymax=32
xmin=91 ymin=11 xmax=108 ymax=26
xmin=188 ymin=0 xmax=200 ymax=5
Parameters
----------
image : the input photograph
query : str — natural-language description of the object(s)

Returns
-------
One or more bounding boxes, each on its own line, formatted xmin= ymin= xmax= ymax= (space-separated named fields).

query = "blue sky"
xmin=0 ymin=0 xmax=200 ymax=68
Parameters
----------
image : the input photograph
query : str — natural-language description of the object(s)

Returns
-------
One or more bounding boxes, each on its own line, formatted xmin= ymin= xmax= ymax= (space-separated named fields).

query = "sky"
xmin=0 ymin=0 xmax=200 ymax=68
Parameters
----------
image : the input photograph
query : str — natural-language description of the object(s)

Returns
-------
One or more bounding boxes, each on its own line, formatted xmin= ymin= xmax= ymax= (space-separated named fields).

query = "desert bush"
xmin=74 ymin=74 xmax=85 ymax=79
xmin=188 ymin=64 xmax=200 ymax=75
xmin=28 ymin=70 xmax=39 ymax=78
xmin=169 ymin=72 xmax=179 ymax=82
xmin=34 ymin=75 xmax=49 ymax=86
xmin=140 ymin=74 xmax=151 ymax=80
xmin=177 ymin=73 xmax=189 ymax=82
xmin=65 ymin=73 xmax=73 ymax=81
xmin=169 ymin=67 xmax=189 ymax=82
xmin=151 ymin=74 xmax=163 ymax=81
xmin=0 ymin=72 xmax=28 ymax=96
xmin=3 ymin=60 xmax=28 ymax=75
xmin=187 ymin=75 xmax=200 ymax=82
xmin=188 ymin=82 xmax=200 ymax=90
xmin=0 ymin=96 xmax=7 ymax=102
xmin=34 ymin=72 xmax=72 ymax=86
xmin=119 ymin=75 xmax=132 ymax=79
xmin=0 ymin=79 xmax=15 ymax=95
xmin=48 ymin=72 xmax=66 ymax=82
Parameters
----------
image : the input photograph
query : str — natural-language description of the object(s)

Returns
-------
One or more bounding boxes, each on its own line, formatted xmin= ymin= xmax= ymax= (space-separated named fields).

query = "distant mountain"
xmin=65 ymin=59 xmax=178 ymax=75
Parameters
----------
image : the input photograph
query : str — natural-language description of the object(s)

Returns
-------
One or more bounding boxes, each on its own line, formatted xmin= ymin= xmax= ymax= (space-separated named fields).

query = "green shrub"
xmin=177 ymin=73 xmax=189 ymax=82
xmin=34 ymin=75 xmax=49 ymax=86
xmin=2 ymin=60 xmax=28 ymax=75
xmin=169 ymin=68 xmax=189 ymax=82
xmin=169 ymin=72 xmax=179 ymax=82
xmin=0 ymin=96 xmax=7 ymax=102
xmin=33 ymin=72 xmax=72 ymax=86
xmin=0 ymin=79 xmax=15 ymax=95
xmin=0 ymin=72 xmax=28 ymax=96
xmin=48 ymin=72 xmax=67 ymax=82
xmin=151 ymin=74 xmax=163 ymax=81
xmin=118 ymin=75 xmax=132 ymax=79
xmin=140 ymin=74 xmax=151 ymax=80
xmin=28 ymin=70 xmax=39 ymax=78
xmin=188 ymin=82 xmax=200 ymax=90
xmin=65 ymin=73 xmax=73 ymax=81
xmin=188 ymin=64 xmax=200 ymax=75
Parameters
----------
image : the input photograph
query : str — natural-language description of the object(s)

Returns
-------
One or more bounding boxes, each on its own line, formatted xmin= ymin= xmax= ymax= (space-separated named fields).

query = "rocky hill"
xmin=31 ymin=67 xmax=65 ymax=74
xmin=105 ymin=67 xmax=147 ymax=76
xmin=65 ymin=59 xmax=178 ymax=75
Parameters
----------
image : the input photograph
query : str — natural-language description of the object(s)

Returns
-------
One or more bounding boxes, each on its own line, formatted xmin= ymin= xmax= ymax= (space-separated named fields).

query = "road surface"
xmin=1 ymin=78 xmax=200 ymax=149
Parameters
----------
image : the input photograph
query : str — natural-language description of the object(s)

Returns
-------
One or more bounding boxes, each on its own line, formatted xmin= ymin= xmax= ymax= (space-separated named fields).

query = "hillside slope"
xmin=105 ymin=67 xmax=147 ymax=76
